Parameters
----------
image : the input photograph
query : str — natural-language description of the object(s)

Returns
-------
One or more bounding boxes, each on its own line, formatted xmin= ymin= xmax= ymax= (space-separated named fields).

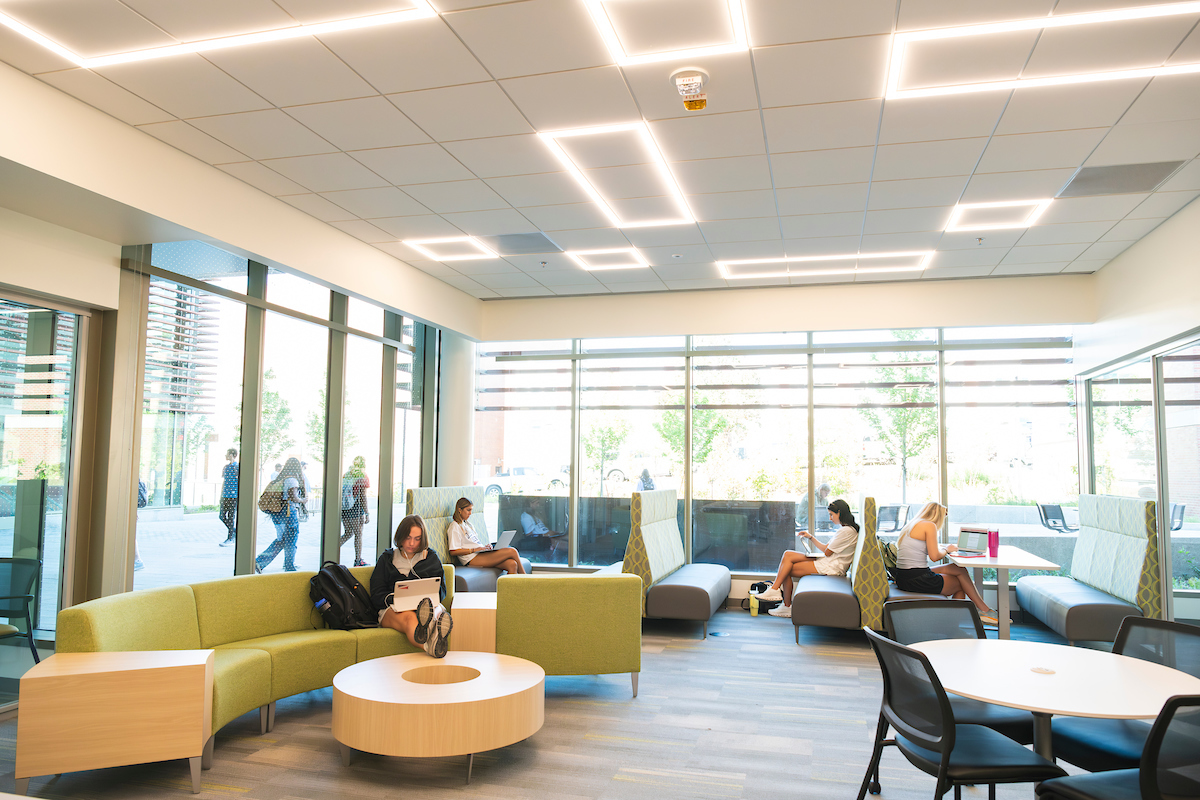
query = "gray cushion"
xmin=888 ymin=585 xmax=948 ymax=601
xmin=792 ymin=575 xmax=861 ymax=630
xmin=455 ymin=558 xmax=533 ymax=592
xmin=645 ymin=564 xmax=731 ymax=622
xmin=1015 ymin=575 xmax=1141 ymax=642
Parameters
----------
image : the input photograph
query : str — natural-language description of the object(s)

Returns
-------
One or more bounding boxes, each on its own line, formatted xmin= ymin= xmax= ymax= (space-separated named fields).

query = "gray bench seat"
xmin=646 ymin=563 xmax=732 ymax=636
xmin=1015 ymin=575 xmax=1140 ymax=644
xmin=791 ymin=574 xmax=943 ymax=640
xmin=454 ymin=558 xmax=533 ymax=592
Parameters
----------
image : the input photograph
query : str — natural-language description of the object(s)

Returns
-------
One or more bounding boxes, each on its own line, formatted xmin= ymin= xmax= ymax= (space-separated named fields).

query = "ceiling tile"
xmin=771 ymin=147 xmax=875 ymax=188
xmin=443 ymin=0 xmax=610 ymax=79
xmin=501 ymin=67 xmax=639 ymax=131
xmin=780 ymin=212 xmax=863 ymax=238
xmin=1099 ymin=217 xmax=1163 ymax=241
xmin=922 ymin=265 xmax=997 ymax=279
xmin=387 ymin=257 xmax=459 ymax=279
xmin=860 ymin=231 xmax=942 ymax=251
xmin=119 ymin=0 xmax=294 ymax=42
xmin=1014 ymin=221 xmax=1116 ymax=246
xmin=1127 ymin=190 xmax=1199 ymax=218
xmin=350 ymin=144 xmax=475 ymax=186
xmin=651 ymin=111 xmax=766 ymax=161
xmin=202 ymin=38 xmax=376 ymax=107
xmin=995 ymin=81 xmax=1145 ymax=135
xmin=319 ymin=17 xmax=491 ymax=94
xmin=863 ymin=206 xmax=951 ymax=234
xmin=1038 ymin=194 xmax=1149 ymax=224
xmin=1085 ymin=119 xmax=1200 ymax=166
xmin=370 ymin=215 xmax=463 ymax=239
xmin=4 ymin=0 xmax=175 ymax=58
xmin=546 ymin=228 xmax=633 ymax=249
xmin=621 ymin=51 xmax=759 ymax=121
xmin=671 ymin=156 xmax=773 ymax=195
xmin=1022 ymin=15 xmax=1195 ymax=81
xmin=321 ymin=187 xmax=429 ymax=218
xmin=976 ymin=128 xmax=1109 ymax=173
xmin=938 ymin=230 xmax=1025 ymax=250
xmin=620 ymin=226 xmax=704 ymax=247
xmin=503 ymin=253 xmax=579 ymax=273
xmin=990 ymin=262 xmax=1069 ymax=276
xmin=440 ymin=209 xmax=541 ymax=236
xmin=878 ymin=93 xmax=1009 ymax=144
xmin=763 ymin=100 xmax=882 ymax=153
xmin=753 ymin=35 xmax=889 ymax=107
xmin=494 ymin=286 xmax=556 ymax=297
xmin=689 ymin=189 xmax=778 ymax=220
xmin=328 ymin=219 xmax=394 ymax=244
xmin=1060 ymin=259 xmax=1107 ymax=273
xmin=1121 ymin=74 xmax=1200 ymax=125
xmin=137 ymin=120 xmax=247 ymax=164
xmin=271 ymin=1 xmax=411 ymax=26
xmin=190 ymin=109 xmax=335 ymax=160
xmin=777 ymin=183 xmax=868 ymax=215
xmin=37 ymin=68 xmax=173 ymax=125
xmin=442 ymin=135 xmax=563 ymax=179
xmin=0 ymin=24 xmax=77 ymax=73
xmin=650 ymin=264 xmax=721 ymax=283
xmin=96 ymin=55 xmax=271 ymax=118
xmin=782 ymin=235 xmax=861 ymax=254
xmin=662 ymin=277 xmax=728 ymax=290
xmin=473 ymin=272 xmax=543 ymax=290
xmin=1080 ymin=240 xmax=1134 ymax=260
xmin=263 ymin=153 xmax=389 ymax=193
xmin=284 ymin=97 xmax=431 ymax=152
xmin=516 ymin=203 xmax=613 ymax=231
xmin=597 ymin=277 xmax=668 ymax=292
xmin=1159 ymin=159 xmax=1200 ymax=191
xmin=484 ymin=173 xmax=590 ymax=207
xmin=1000 ymin=243 xmax=1089 ymax=264
xmin=896 ymin=0 xmax=1055 ymax=31
xmin=928 ymin=248 xmax=1011 ymax=268
xmin=440 ymin=259 xmax=520 ymax=276
xmin=636 ymin=244 xmax=714 ymax=266
xmin=278 ymin=193 xmax=357 ymax=222
xmin=867 ymin=176 xmax=969 ymax=210
xmin=438 ymin=274 xmax=500 ymax=298
xmin=400 ymin=180 xmax=510 ymax=214
xmin=746 ymin=0 xmax=896 ymax=45
xmin=518 ymin=268 xmax=600 ymax=286
xmin=708 ymin=240 xmax=785 ymax=259
xmin=217 ymin=161 xmax=309 ymax=196
xmin=699 ymin=217 xmax=784 ymax=242
xmin=388 ymin=83 xmax=534 ymax=141
xmin=551 ymin=284 xmax=613 ymax=295
xmin=873 ymin=138 xmax=988 ymax=181
xmin=959 ymin=169 xmax=1077 ymax=203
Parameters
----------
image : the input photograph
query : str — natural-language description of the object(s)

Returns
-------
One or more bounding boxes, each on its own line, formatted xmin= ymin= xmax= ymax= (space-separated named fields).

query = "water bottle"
xmin=750 ymin=595 xmax=759 ymax=617
xmin=987 ymin=528 xmax=999 ymax=558
xmin=315 ymin=598 xmax=331 ymax=614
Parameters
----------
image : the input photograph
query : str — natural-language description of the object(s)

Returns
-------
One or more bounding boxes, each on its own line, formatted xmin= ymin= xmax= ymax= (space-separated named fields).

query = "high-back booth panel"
xmin=407 ymin=486 xmax=531 ymax=591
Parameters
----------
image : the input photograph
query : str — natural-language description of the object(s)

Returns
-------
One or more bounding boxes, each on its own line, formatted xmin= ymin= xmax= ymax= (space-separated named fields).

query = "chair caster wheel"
xmin=869 ymin=781 xmax=881 ymax=795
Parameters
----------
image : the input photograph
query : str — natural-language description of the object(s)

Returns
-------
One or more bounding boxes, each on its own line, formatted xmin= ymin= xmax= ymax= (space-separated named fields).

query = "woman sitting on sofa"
xmin=750 ymin=498 xmax=862 ymax=618
xmin=892 ymin=502 xmax=998 ymax=625
xmin=370 ymin=514 xmax=454 ymax=658
xmin=448 ymin=497 xmax=527 ymax=575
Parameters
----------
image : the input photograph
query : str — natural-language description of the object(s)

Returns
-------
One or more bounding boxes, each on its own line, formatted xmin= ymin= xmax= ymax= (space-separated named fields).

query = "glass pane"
xmin=943 ymin=324 xmax=1073 ymax=342
xmin=1161 ymin=342 xmax=1200 ymax=593
xmin=135 ymin=281 xmax=245 ymax=589
xmin=339 ymin=336 xmax=382 ymax=567
xmin=813 ymin=335 xmax=939 ymax=524
xmin=474 ymin=342 xmax=571 ymax=566
xmin=944 ymin=346 xmax=1076 ymax=580
xmin=347 ymin=297 xmax=384 ymax=336
xmin=691 ymin=332 xmax=809 ymax=349
xmin=578 ymin=353 xmax=685 ymax=566
xmin=254 ymin=312 xmax=327 ymax=573
xmin=580 ymin=336 xmax=684 ymax=354
xmin=151 ymin=241 xmax=248 ymax=294
xmin=266 ymin=271 xmax=330 ymax=319
xmin=1090 ymin=359 xmax=1156 ymax=498
xmin=691 ymin=352 xmax=808 ymax=572
xmin=813 ymin=328 xmax=936 ymax=346
xmin=392 ymin=341 xmax=423 ymax=538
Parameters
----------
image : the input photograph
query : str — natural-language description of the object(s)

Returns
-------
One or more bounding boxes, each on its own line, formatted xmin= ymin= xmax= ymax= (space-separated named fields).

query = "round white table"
xmin=912 ymin=639 xmax=1200 ymax=761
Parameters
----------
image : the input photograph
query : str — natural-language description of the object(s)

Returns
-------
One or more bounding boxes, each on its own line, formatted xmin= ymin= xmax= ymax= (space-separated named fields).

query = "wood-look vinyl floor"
xmin=0 ymin=611 xmax=1087 ymax=799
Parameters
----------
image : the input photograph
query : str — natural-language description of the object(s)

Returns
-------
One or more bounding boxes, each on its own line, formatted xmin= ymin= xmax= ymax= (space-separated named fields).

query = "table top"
xmin=912 ymin=639 xmax=1200 ymax=719
xmin=333 ymin=651 xmax=543 ymax=706
xmin=451 ymin=592 xmax=497 ymax=610
xmin=23 ymin=649 xmax=214 ymax=679
xmin=949 ymin=544 xmax=1060 ymax=571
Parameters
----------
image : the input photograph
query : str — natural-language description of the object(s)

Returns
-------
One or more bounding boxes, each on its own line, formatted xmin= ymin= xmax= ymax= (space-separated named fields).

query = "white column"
xmin=436 ymin=331 xmax=476 ymax=486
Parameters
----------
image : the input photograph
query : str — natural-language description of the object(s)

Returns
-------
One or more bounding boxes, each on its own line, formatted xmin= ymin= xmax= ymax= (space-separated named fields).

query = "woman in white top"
xmin=447 ymin=497 xmax=527 ymax=574
xmin=893 ymin=502 xmax=997 ymax=625
xmin=751 ymin=498 xmax=862 ymax=618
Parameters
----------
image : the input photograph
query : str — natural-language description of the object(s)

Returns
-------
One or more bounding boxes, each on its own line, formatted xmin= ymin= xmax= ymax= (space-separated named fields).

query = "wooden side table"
xmin=449 ymin=592 xmax=497 ymax=653
xmin=15 ymin=650 xmax=214 ymax=795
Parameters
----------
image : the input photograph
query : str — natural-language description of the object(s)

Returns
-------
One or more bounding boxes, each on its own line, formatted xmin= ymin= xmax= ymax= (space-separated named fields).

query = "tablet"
xmin=390 ymin=577 xmax=442 ymax=612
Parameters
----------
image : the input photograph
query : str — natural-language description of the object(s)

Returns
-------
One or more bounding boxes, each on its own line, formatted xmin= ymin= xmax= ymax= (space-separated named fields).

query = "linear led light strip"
xmin=566 ymin=248 xmax=649 ymax=271
xmin=0 ymin=1 xmax=436 ymax=68
xmin=717 ymin=251 xmax=934 ymax=280
xmin=945 ymin=199 xmax=1053 ymax=232
xmin=886 ymin=1 xmax=1200 ymax=99
xmin=539 ymin=122 xmax=694 ymax=228
xmin=583 ymin=0 xmax=749 ymax=66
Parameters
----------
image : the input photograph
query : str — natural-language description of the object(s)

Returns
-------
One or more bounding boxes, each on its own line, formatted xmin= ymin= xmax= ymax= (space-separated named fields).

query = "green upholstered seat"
xmin=212 ymin=649 xmax=273 ymax=731
xmin=56 ymin=584 xmax=201 ymax=653
xmin=214 ymin=630 xmax=357 ymax=701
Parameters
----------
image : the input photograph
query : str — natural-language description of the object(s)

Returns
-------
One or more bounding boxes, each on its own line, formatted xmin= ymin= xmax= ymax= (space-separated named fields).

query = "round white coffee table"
xmin=332 ymin=651 xmax=545 ymax=783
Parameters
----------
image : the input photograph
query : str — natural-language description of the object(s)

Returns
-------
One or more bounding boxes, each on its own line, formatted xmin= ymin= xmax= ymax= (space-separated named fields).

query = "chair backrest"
xmin=1044 ymin=504 xmax=1071 ymax=529
xmin=1170 ymin=504 xmax=1185 ymax=531
xmin=0 ymin=558 xmax=40 ymax=617
xmin=1073 ymin=494 xmax=1162 ymax=619
xmin=863 ymin=627 xmax=955 ymax=756
xmin=1141 ymin=694 xmax=1200 ymax=800
xmin=851 ymin=498 xmax=890 ymax=631
xmin=1114 ymin=618 xmax=1200 ymax=679
xmin=877 ymin=506 xmax=900 ymax=531
xmin=883 ymin=599 xmax=985 ymax=645
xmin=406 ymin=486 xmax=489 ymax=564
xmin=624 ymin=489 xmax=684 ymax=614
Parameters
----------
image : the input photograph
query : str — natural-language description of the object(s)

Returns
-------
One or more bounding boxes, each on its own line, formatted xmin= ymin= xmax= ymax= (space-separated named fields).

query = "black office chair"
xmin=1170 ymin=503 xmax=1185 ymax=531
xmin=0 ymin=558 xmax=42 ymax=664
xmin=877 ymin=506 xmax=902 ymax=532
xmin=857 ymin=627 xmax=1065 ymax=800
xmin=1052 ymin=617 xmax=1200 ymax=772
xmin=1038 ymin=695 xmax=1200 ymax=800
xmin=1036 ymin=504 xmax=1078 ymax=532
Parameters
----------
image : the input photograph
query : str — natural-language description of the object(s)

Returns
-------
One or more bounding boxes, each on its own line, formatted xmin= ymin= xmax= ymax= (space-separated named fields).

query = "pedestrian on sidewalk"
xmin=219 ymin=448 xmax=238 ymax=547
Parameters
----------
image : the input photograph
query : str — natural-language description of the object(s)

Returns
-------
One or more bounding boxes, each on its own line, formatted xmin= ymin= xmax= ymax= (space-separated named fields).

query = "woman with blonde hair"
xmin=893 ymin=502 xmax=998 ymax=625
xmin=447 ymin=497 xmax=527 ymax=574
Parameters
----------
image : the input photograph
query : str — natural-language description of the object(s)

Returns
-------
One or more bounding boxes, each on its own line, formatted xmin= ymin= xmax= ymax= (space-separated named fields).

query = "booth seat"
xmin=407 ymin=485 xmax=532 ymax=591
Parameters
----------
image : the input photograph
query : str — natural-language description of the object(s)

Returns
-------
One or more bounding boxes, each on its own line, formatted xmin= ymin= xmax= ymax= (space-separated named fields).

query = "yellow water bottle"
xmin=750 ymin=595 xmax=759 ymax=616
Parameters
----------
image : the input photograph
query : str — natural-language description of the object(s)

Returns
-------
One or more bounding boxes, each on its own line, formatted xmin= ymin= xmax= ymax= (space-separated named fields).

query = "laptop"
xmin=957 ymin=527 xmax=989 ymax=555
xmin=497 ymin=529 xmax=517 ymax=548
xmin=390 ymin=577 xmax=442 ymax=612
xmin=797 ymin=535 xmax=820 ymax=557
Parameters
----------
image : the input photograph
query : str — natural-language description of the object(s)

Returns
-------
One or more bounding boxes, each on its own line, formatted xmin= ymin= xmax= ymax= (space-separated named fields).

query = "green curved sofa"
xmin=55 ymin=565 xmax=454 ymax=765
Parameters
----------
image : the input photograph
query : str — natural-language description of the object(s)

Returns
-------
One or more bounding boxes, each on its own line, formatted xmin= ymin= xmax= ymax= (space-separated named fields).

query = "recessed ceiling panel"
xmin=1057 ymin=161 xmax=1185 ymax=196
xmin=585 ymin=0 xmax=748 ymax=65
xmin=717 ymin=251 xmax=932 ymax=279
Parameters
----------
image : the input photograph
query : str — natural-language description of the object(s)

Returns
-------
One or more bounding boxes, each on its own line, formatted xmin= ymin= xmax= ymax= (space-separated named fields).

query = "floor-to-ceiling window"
xmin=1160 ymin=342 xmax=1200 ymax=595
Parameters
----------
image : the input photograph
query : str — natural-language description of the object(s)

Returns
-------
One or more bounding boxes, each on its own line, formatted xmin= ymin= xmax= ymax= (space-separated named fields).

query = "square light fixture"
xmin=584 ymin=0 xmax=749 ymax=66
xmin=402 ymin=236 xmax=498 ymax=262
xmin=886 ymin=2 xmax=1200 ymax=99
xmin=539 ymin=122 xmax=694 ymax=228
xmin=717 ymin=251 xmax=933 ymax=280
xmin=566 ymin=248 xmax=650 ymax=271
xmin=944 ymin=200 xmax=1052 ymax=232
xmin=0 ymin=1 xmax=436 ymax=68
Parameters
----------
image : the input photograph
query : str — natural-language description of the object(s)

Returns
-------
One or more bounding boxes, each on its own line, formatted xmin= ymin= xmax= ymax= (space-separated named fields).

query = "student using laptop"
xmin=892 ymin=502 xmax=998 ymax=626
xmin=448 ymin=497 xmax=527 ymax=574
xmin=370 ymin=514 xmax=454 ymax=658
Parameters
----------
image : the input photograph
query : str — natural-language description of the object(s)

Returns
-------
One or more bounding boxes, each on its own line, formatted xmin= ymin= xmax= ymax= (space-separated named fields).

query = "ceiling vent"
xmin=475 ymin=233 xmax=563 ymax=255
xmin=1057 ymin=161 xmax=1183 ymax=198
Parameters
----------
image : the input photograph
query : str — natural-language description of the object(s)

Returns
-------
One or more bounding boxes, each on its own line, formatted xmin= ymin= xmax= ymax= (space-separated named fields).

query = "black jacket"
xmin=369 ymin=548 xmax=446 ymax=611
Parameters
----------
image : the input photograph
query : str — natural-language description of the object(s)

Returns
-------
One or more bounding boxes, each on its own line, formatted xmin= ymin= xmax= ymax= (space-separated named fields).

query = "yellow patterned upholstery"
xmin=624 ymin=489 xmax=685 ymax=615
xmin=1073 ymin=494 xmax=1162 ymax=618
xmin=406 ymin=486 xmax=489 ymax=564
xmin=851 ymin=498 xmax=890 ymax=631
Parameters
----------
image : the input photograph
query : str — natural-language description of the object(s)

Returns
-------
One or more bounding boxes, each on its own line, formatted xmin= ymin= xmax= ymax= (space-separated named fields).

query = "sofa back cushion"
xmin=56 ymin=585 xmax=201 ymax=653
xmin=406 ymin=485 xmax=489 ymax=564
xmin=1073 ymin=494 xmax=1161 ymax=616
xmin=192 ymin=572 xmax=317 ymax=648
xmin=851 ymin=497 xmax=890 ymax=631
xmin=623 ymin=489 xmax=684 ymax=612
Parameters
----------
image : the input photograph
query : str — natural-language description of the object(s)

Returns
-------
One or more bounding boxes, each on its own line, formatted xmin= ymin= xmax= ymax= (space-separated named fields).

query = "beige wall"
xmin=1074 ymin=196 xmax=1200 ymax=373
xmin=479 ymin=273 xmax=1097 ymax=342
xmin=0 ymin=206 xmax=121 ymax=310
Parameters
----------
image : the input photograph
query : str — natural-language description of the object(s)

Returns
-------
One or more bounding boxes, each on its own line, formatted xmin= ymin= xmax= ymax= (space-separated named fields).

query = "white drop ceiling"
xmin=2 ymin=0 xmax=1199 ymax=298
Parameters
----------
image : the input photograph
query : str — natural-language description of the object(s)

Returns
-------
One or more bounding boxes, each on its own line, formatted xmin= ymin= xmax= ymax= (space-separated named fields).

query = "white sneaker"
xmin=753 ymin=587 xmax=783 ymax=602
xmin=767 ymin=604 xmax=792 ymax=618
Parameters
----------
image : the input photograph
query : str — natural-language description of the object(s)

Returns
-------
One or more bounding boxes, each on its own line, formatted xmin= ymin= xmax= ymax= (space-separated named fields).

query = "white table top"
xmin=949 ymin=544 xmax=1060 ymax=572
xmin=912 ymin=639 xmax=1200 ymax=719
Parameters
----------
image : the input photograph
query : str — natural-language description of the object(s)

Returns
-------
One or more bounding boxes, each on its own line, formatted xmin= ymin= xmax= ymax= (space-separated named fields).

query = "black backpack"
xmin=309 ymin=561 xmax=376 ymax=630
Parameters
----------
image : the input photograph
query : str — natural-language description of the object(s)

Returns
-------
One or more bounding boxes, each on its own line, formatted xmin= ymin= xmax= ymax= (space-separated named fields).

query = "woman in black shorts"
xmin=893 ymin=502 xmax=997 ymax=625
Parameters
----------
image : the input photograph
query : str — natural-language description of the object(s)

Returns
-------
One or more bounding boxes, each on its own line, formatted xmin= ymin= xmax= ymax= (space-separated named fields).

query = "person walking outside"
xmin=339 ymin=455 xmax=370 ymax=567
xmin=255 ymin=457 xmax=305 ymax=573
xmin=219 ymin=448 xmax=238 ymax=547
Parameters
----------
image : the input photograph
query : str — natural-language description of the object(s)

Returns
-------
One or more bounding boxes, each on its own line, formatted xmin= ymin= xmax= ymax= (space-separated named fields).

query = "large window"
xmin=339 ymin=336 xmax=382 ymax=568
xmin=1090 ymin=360 xmax=1157 ymax=499
xmin=1161 ymin=342 xmax=1200 ymax=592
